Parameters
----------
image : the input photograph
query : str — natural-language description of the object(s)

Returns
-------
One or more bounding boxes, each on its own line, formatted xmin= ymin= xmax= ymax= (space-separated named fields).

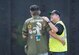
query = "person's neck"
xmin=32 ymin=15 xmax=40 ymax=19
xmin=53 ymin=19 xmax=60 ymax=24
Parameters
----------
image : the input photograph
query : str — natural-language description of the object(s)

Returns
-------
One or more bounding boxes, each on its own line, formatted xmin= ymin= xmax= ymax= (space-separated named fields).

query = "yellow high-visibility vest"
xmin=49 ymin=21 xmax=67 ymax=52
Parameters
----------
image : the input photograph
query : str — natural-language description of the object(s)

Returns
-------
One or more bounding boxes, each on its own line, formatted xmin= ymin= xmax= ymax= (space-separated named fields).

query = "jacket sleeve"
xmin=22 ymin=20 xmax=28 ymax=39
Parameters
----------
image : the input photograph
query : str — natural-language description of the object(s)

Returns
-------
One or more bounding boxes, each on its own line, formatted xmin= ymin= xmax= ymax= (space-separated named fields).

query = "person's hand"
xmin=61 ymin=38 xmax=65 ymax=45
xmin=42 ymin=16 xmax=50 ymax=22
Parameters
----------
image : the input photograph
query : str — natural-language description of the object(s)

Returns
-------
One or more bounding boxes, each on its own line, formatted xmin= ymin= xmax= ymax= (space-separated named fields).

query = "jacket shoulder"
xmin=25 ymin=18 xmax=33 ymax=23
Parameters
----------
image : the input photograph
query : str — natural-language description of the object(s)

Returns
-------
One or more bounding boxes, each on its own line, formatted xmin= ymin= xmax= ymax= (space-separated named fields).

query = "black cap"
xmin=49 ymin=10 xmax=60 ymax=16
xmin=30 ymin=5 xmax=40 ymax=11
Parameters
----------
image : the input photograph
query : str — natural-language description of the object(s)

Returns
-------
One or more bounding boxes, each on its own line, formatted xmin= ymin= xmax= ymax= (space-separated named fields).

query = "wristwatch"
xmin=47 ymin=20 xmax=51 ymax=23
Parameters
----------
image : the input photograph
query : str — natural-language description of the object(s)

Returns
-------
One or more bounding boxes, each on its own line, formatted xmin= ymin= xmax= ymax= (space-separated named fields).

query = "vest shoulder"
xmin=56 ymin=21 xmax=65 ymax=25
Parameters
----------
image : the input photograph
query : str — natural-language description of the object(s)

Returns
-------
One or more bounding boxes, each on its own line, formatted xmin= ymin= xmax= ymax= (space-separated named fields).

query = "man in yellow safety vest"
xmin=43 ymin=10 xmax=67 ymax=55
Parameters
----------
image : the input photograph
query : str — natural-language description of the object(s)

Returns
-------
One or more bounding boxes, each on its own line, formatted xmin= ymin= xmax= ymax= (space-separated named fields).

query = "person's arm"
xmin=42 ymin=17 xmax=65 ymax=45
xmin=42 ymin=17 xmax=58 ymax=32
xmin=22 ymin=20 xmax=28 ymax=39
xmin=49 ymin=23 xmax=65 ymax=45
xmin=48 ymin=22 xmax=58 ymax=32
xmin=49 ymin=30 xmax=65 ymax=45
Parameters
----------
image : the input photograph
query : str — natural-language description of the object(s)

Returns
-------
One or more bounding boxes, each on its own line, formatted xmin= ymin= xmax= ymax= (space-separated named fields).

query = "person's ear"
xmin=39 ymin=10 xmax=41 ymax=14
xmin=30 ymin=10 xmax=32 ymax=13
xmin=30 ymin=10 xmax=33 ymax=15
